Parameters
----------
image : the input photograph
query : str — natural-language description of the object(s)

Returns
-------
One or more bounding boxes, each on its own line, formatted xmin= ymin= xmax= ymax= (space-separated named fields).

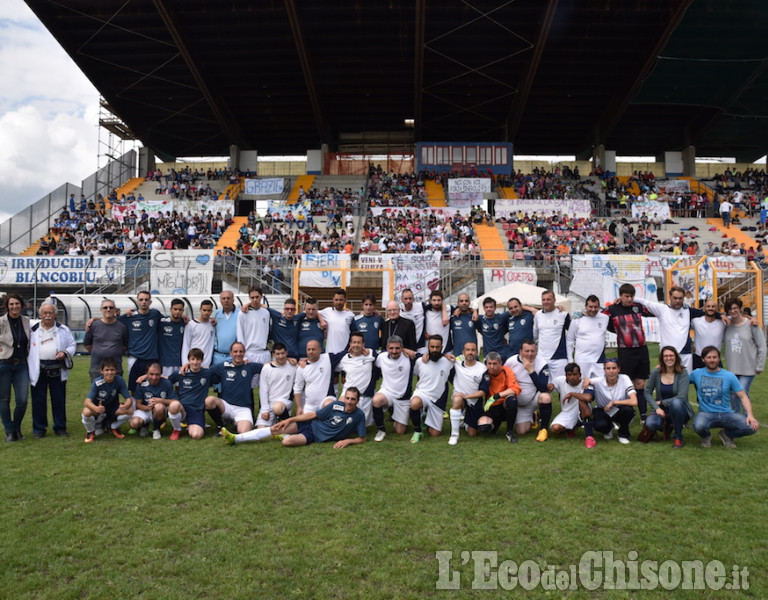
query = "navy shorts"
xmin=464 ymin=401 xmax=484 ymax=429
xmin=296 ymin=421 xmax=315 ymax=445
xmin=183 ymin=407 xmax=206 ymax=428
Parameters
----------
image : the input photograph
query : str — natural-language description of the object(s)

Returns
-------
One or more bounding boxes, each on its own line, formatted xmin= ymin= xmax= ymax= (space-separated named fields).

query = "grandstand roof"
xmin=26 ymin=0 xmax=768 ymax=162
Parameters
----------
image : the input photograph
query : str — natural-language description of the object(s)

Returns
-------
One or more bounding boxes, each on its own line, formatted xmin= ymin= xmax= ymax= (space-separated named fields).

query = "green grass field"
xmin=1 ymin=349 xmax=766 ymax=599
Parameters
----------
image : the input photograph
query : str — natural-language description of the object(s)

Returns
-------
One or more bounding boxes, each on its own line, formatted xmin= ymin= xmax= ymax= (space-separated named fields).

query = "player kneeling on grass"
xmin=409 ymin=335 xmax=452 ymax=444
xmin=482 ymin=351 xmax=522 ymax=443
xmin=547 ymin=363 xmax=597 ymax=448
xmin=129 ymin=362 xmax=177 ymax=439
xmin=203 ymin=341 xmax=264 ymax=435
xmin=447 ymin=342 xmax=490 ymax=446
xmin=167 ymin=348 xmax=212 ymax=441
xmin=82 ymin=358 xmax=133 ymax=443
xmin=222 ymin=387 xmax=366 ymax=449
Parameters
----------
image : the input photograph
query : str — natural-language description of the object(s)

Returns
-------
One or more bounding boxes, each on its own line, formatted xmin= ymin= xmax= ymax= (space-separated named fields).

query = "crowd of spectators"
xmin=367 ymin=169 xmax=428 ymax=208
xmin=299 ymin=184 xmax=362 ymax=216
xmin=360 ymin=208 xmax=480 ymax=259
xmin=39 ymin=206 xmax=231 ymax=256
xmin=231 ymin=211 xmax=356 ymax=257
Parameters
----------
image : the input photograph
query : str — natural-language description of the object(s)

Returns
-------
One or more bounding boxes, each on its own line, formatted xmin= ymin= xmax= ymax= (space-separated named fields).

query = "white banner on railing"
xmin=631 ymin=200 xmax=670 ymax=220
xmin=495 ymin=199 xmax=592 ymax=219
xmin=392 ymin=254 xmax=441 ymax=302
xmin=483 ymin=267 xmax=538 ymax=290
xmin=298 ymin=254 xmax=351 ymax=288
xmin=447 ymin=178 xmax=491 ymax=202
xmin=0 ymin=256 xmax=125 ymax=286
xmin=244 ymin=178 xmax=285 ymax=195
xmin=150 ymin=249 xmax=213 ymax=295
xmin=112 ymin=199 xmax=234 ymax=222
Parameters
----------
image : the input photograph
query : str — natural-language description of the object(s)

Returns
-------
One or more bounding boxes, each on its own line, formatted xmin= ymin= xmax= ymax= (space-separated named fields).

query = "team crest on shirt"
xmin=226 ymin=370 xmax=236 ymax=378
xmin=98 ymin=390 xmax=107 ymax=399
xmin=374 ymin=322 xmax=379 ymax=329
xmin=397 ymin=366 xmax=403 ymax=372
xmin=241 ymin=369 xmax=248 ymax=377
xmin=148 ymin=319 xmax=155 ymax=327
xmin=493 ymin=323 xmax=498 ymax=330
xmin=520 ymin=318 xmax=526 ymax=325
xmin=346 ymin=417 xmax=353 ymax=424
xmin=200 ymin=378 xmax=207 ymax=386
xmin=132 ymin=322 xmax=141 ymax=329
xmin=163 ymin=326 xmax=173 ymax=334
xmin=183 ymin=378 xmax=192 ymax=386
xmin=632 ymin=306 xmax=639 ymax=313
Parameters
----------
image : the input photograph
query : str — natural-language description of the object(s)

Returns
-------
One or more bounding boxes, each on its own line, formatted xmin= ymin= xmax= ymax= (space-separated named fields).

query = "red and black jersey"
xmin=601 ymin=303 xmax=653 ymax=349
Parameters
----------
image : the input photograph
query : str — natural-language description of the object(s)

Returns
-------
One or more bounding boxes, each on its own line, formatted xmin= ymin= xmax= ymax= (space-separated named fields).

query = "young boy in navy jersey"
xmin=168 ymin=348 xmax=212 ymax=440
xmin=81 ymin=358 xmax=133 ymax=443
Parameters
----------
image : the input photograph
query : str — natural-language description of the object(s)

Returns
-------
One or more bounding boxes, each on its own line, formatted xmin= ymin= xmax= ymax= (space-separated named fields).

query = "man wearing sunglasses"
xmin=83 ymin=299 xmax=128 ymax=381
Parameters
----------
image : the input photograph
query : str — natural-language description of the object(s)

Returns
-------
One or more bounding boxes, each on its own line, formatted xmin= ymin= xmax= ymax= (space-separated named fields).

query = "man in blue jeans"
xmin=690 ymin=346 xmax=759 ymax=448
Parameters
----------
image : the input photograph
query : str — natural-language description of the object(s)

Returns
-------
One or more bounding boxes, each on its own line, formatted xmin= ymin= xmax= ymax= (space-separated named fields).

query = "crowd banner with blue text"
xmin=245 ymin=178 xmax=285 ymax=196
xmin=495 ymin=199 xmax=592 ymax=219
xmin=298 ymin=254 xmax=351 ymax=287
xmin=112 ymin=200 xmax=234 ymax=223
xmin=0 ymin=256 xmax=126 ymax=286
xmin=631 ymin=200 xmax=670 ymax=221
xmin=392 ymin=254 xmax=441 ymax=302
xmin=150 ymin=249 xmax=214 ymax=295
xmin=447 ymin=178 xmax=491 ymax=202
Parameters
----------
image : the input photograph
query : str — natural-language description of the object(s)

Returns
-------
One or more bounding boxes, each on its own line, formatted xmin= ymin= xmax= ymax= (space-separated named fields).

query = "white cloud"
xmin=0 ymin=0 xmax=100 ymax=224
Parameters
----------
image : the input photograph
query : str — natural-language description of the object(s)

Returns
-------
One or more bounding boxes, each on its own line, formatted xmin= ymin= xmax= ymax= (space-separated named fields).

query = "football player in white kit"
xmin=566 ymin=295 xmax=609 ymax=378
xmin=447 ymin=341 xmax=489 ymax=445
xmin=256 ymin=342 xmax=296 ymax=428
xmin=335 ymin=331 xmax=376 ymax=426
xmin=409 ymin=335 xmax=452 ymax=443
xmin=504 ymin=339 xmax=553 ymax=441
xmin=547 ymin=362 xmax=597 ymax=448
xmin=371 ymin=336 xmax=414 ymax=441
xmin=533 ymin=290 xmax=571 ymax=382
xmin=237 ymin=286 xmax=271 ymax=386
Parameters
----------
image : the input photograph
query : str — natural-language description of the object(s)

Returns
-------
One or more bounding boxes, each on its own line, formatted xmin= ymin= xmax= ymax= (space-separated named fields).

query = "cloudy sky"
xmin=0 ymin=0 xmax=101 ymax=224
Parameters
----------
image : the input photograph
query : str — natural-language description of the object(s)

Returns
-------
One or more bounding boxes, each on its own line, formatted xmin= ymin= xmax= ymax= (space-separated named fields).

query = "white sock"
xmin=449 ymin=409 xmax=462 ymax=437
xmin=113 ymin=414 xmax=130 ymax=428
xmin=235 ymin=428 xmax=273 ymax=444
xmin=169 ymin=411 xmax=183 ymax=431
xmin=82 ymin=414 xmax=96 ymax=432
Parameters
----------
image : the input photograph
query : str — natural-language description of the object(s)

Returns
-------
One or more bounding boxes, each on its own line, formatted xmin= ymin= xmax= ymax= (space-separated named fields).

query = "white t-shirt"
xmin=533 ymin=309 xmax=570 ymax=361
xmin=505 ymin=353 xmax=550 ymax=403
xmin=319 ymin=307 xmax=354 ymax=354
xmin=452 ymin=359 xmax=487 ymax=403
xmin=566 ymin=314 xmax=608 ymax=363
xmin=550 ymin=375 xmax=583 ymax=419
xmin=237 ymin=307 xmax=270 ymax=354
xmin=181 ymin=319 xmax=215 ymax=367
xmin=413 ymin=356 xmax=451 ymax=401
xmin=259 ymin=361 xmax=296 ymax=410
xmin=590 ymin=374 xmax=635 ymax=414
xmin=375 ymin=352 xmax=411 ymax=399
xmin=400 ymin=304 xmax=425 ymax=340
xmin=293 ymin=354 xmax=333 ymax=412
xmin=692 ymin=316 xmax=725 ymax=356
xmin=337 ymin=352 xmax=376 ymax=396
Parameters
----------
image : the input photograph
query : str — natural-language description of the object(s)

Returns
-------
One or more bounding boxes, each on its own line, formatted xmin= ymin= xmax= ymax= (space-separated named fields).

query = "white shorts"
xmin=575 ymin=361 xmax=604 ymax=379
xmin=681 ymin=353 xmax=692 ymax=375
xmin=163 ymin=366 xmax=180 ymax=378
xmin=255 ymin=399 xmax=293 ymax=427
xmin=220 ymin=399 xmax=254 ymax=425
xmin=516 ymin=393 xmax=540 ymax=425
xmin=302 ymin=396 xmax=325 ymax=415
xmin=551 ymin=401 xmax=581 ymax=430
xmin=246 ymin=350 xmax=271 ymax=387
xmin=393 ymin=398 xmax=412 ymax=426
xmin=133 ymin=408 xmax=153 ymax=424
xmin=375 ymin=388 xmax=401 ymax=408
xmin=357 ymin=395 xmax=373 ymax=427
xmin=547 ymin=358 xmax=569 ymax=382
xmin=422 ymin=398 xmax=445 ymax=433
